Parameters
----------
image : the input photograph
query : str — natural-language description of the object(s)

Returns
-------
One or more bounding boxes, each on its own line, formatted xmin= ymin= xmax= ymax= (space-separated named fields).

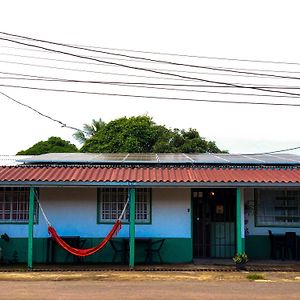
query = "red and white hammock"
xmin=36 ymin=192 xmax=129 ymax=257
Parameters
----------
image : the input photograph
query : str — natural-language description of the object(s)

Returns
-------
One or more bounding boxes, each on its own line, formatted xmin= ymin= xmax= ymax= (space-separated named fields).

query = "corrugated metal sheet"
xmin=0 ymin=165 xmax=300 ymax=184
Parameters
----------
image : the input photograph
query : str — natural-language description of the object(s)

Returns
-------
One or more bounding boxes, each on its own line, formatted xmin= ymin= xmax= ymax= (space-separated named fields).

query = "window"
xmin=0 ymin=187 xmax=38 ymax=223
xmin=98 ymin=188 xmax=151 ymax=223
xmin=255 ymin=189 xmax=300 ymax=227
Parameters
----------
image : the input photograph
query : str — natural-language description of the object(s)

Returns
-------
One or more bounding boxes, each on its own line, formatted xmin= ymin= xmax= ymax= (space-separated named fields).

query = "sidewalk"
xmin=1 ymin=260 xmax=300 ymax=272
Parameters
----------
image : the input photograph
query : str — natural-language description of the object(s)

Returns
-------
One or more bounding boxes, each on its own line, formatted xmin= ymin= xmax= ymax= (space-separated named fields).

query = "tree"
xmin=17 ymin=136 xmax=78 ymax=155
xmin=73 ymin=118 xmax=105 ymax=144
xmin=80 ymin=115 xmax=225 ymax=153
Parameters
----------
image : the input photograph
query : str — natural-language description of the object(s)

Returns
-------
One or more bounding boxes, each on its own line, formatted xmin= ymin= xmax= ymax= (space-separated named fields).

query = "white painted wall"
xmin=244 ymin=188 xmax=300 ymax=236
xmin=1 ymin=187 xmax=191 ymax=239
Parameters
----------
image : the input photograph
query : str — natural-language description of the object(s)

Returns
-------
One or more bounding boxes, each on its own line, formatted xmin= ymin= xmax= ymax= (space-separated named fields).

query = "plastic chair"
xmin=268 ymin=230 xmax=284 ymax=259
xmin=145 ymin=239 xmax=165 ymax=264
xmin=284 ymin=232 xmax=297 ymax=260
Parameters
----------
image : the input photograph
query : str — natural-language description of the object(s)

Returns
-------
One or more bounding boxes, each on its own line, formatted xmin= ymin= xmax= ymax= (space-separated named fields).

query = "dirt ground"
xmin=0 ymin=271 xmax=299 ymax=299
xmin=0 ymin=270 xmax=299 ymax=282
xmin=0 ymin=272 xmax=300 ymax=300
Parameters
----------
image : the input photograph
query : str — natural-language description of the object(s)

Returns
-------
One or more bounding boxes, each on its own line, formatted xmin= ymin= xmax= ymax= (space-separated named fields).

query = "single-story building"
xmin=0 ymin=153 xmax=300 ymax=268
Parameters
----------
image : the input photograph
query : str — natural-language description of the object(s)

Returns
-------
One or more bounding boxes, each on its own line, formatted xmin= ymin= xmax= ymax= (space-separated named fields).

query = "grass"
xmin=246 ymin=274 xmax=265 ymax=281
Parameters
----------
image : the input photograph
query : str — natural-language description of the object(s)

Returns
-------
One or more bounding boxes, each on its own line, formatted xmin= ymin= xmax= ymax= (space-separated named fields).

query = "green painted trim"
xmin=97 ymin=188 xmax=152 ymax=225
xmin=0 ymin=188 xmax=39 ymax=225
xmin=236 ymin=188 xmax=242 ymax=254
xmin=129 ymin=188 xmax=136 ymax=269
xmin=0 ymin=237 xmax=193 ymax=264
xmin=27 ymin=187 xmax=35 ymax=269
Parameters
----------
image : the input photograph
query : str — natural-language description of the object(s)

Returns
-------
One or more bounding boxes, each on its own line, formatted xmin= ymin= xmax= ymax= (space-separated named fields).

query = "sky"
xmin=1 ymin=0 xmax=300 ymax=155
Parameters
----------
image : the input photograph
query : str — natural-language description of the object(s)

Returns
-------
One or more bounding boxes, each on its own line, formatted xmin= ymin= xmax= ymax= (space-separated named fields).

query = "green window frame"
xmin=98 ymin=187 xmax=151 ymax=224
xmin=255 ymin=189 xmax=300 ymax=227
xmin=0 ymin=187 xmax=38 ymax=224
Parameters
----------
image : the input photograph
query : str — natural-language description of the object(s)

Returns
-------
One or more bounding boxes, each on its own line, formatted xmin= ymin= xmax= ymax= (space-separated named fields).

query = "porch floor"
xmin=1 ymin=260 xmax=300 ymax=272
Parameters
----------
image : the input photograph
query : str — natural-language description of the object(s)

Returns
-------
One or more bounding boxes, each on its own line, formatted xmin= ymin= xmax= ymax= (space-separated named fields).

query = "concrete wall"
xmin=1 ymin=187 xmax=191 ymax=239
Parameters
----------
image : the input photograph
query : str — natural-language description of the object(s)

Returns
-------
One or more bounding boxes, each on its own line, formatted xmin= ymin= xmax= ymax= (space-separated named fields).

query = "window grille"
xmin=0 ymin=187 xmax=38 ymax=223
xmin=255 ymin=189 xmax=300 ymax=227
xmin=98 ymin=188 xmax=151 ymax=223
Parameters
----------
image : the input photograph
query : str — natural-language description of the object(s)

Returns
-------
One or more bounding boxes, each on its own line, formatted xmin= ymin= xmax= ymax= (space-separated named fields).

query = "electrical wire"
xmin=2 ymin=83 xmax=300 ymax=107
xmin=1 ymin=36 xmax=300 ymax=98
xmin=1 ymin=74 xmax=300 ymax=99
xmin=4 ymin=39 xmax=300 ymax=67
xmin=0 ymin=52 xmax=283 ymax=79
xmin=0 ymin=59 xmax=201 ymax=83
xmin=1 ymin=70 xmax=300 ymax=90
xmin=0 ymin=91 xmax=86 ymax=133
xmin=3 ymin=51 xmax=300 ymax=78
xmin=2 ymin=32 xmax=300 ymax=81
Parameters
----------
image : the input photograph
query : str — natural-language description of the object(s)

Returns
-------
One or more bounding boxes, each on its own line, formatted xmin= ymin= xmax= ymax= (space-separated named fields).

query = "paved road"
xmin=1 ymin=281 xmax=299 ymax=300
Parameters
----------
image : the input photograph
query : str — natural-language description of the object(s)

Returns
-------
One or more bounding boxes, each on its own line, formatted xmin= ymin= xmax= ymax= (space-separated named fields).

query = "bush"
xmin=232 ymin=252 xmax=248 ymax=264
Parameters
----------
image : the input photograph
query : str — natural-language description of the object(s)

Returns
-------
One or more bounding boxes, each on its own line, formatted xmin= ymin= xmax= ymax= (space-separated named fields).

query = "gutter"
xmin=1 ymin=181 xmax=300 ymax=188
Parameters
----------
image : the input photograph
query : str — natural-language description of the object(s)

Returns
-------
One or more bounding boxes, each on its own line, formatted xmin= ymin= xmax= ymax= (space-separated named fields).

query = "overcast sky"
xmin=1 ymin=0 xmax=300 ymax=155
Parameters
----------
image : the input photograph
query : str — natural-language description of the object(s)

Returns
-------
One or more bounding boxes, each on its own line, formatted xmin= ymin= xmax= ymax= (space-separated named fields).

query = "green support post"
xmin=129 ymin=188 xmax=136 ymax=269
xmin=236 ymin=188 xmax=243 ymax=254
xmin=28 ymin=187 xmax=35 ymax=269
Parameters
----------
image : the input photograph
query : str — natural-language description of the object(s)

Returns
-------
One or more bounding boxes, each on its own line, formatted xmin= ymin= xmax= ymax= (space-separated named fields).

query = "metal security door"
xmin=192 ymin=189 xmax=236 ymax=258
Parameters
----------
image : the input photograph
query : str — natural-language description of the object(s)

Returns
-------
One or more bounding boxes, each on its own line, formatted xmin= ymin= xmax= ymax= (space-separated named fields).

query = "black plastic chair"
xmin=268 ymin=230 xmax=285 ymax=260
xmin=284 ymin=232 xmax=297 ymax=260
xmin=109 ymin=239 xmax=127 ymax=263
xmin=145 ymin=239 xmax=165 ymax=264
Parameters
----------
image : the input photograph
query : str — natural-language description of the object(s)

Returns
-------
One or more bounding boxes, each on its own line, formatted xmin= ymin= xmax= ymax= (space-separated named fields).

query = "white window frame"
xmin=0 ymin=187 xmax=38 ymax=223
xmin=255 ymin=189 xmax=300 ymax=227
xmin=98 ymin=188 xmax=151 ymax=224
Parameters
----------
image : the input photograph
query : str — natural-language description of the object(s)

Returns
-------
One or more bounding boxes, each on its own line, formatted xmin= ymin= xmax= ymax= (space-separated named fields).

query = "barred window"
xmin=0 ymin=187 xmax=38 ymax=223
xmin=255 ymin=189 xmax=300 ymax=227
xmin=98 ymin=188 xmax=151 ymax=223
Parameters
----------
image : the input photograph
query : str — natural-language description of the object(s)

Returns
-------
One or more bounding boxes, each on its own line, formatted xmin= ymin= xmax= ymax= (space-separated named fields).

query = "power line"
xmin=0 ymin=59 xmax=199 ymax=83
xmin=2 ymin=32 xmax=300 ymax=81
xmin=0 ymin=90 xmax=85 ymax=133
xmin=4 ymin=38 xmax=300 ymax=67
xmin=0 ymin=52 xmax=283 ymax=79
xmin=70 ymin=44 xmax=300 ymax=68
xmin=246 ymin=146 xmax=300 ymax=155
xmin=1 ymin=36 xmax=300 ymax=98
xmin=2 ymin=70 xmax=300 ymax=90
xmin=3 ymin=50 xmax=300 ymax=78
xmin=2 ymin=83 xmax=300 ymax=107
xmin=1 ymin=74 xmax=300 ymax=99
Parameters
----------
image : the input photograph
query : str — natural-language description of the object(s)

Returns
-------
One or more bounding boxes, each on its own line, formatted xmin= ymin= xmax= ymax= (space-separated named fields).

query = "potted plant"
xmin=232 ymin=252 xmax=248 ymax=270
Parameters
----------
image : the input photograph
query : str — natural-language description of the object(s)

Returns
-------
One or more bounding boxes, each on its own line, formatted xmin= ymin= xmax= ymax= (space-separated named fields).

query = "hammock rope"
xmin=34 ymin=190 xmax=129 ymax=257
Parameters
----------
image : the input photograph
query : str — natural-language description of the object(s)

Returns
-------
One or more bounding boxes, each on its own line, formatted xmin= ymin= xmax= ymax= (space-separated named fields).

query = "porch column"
xmin=28 ymin=187 xmax=35 ymax=269
xmin=129 ymin=188 xmax=136 ymax=269
xmin=236 ymin=188 xmax=245 ymax=254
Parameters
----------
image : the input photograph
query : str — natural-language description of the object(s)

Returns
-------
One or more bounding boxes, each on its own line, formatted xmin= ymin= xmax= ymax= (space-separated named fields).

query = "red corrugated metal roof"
xmin=0 ymin=165 xmax=300 ymax=184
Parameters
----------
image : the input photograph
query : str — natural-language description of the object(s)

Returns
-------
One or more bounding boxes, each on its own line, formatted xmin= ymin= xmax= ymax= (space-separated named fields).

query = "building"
xmin=0 ymin=153 xmax=300 ymax=267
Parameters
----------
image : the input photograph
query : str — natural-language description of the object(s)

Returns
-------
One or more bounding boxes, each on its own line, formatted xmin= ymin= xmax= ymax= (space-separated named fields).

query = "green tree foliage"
xmin=73 ymin=118 xmax=105 ymax=144
xmin=17 ymin=136 xmax=78 ymax=155
xmin=81 ymin=115 xmax=225 ymax=153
